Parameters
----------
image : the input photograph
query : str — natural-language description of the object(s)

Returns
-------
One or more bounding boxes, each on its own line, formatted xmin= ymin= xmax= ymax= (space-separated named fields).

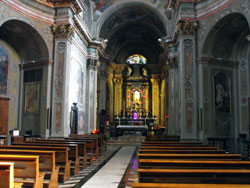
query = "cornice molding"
xmin=19 ymin=59 xmax=53 ymax=70
xmin=197 ymin=57 xmax=239 ymax=67
xmin=171 ymin=0 xmax=202 ymax=9
xmin=2 ymin=0 xmax=54 ymax=25
xmin=47 ymin=0 xmax=82 ymax=14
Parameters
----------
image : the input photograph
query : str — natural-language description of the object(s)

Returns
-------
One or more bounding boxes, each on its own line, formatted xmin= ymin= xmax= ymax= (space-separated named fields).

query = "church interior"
xmin=1 ymin=0 xmax=250 ymax=187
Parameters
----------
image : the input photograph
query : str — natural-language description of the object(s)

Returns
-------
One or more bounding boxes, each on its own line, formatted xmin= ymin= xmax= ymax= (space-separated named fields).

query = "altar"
xmin=114 ymin=116 xmax=156 ymax=135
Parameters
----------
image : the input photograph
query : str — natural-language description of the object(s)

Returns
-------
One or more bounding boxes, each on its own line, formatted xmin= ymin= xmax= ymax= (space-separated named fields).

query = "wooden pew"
xmin=0 ymin=162 xmax=23 ymax=188
xmin=13 ymin=142 xmax=79 ymax=175
xmin=70 ymin=134 xmax=106 ymax=154
xmin=0 ymin=149 xmax=59 ymax=188
xmin=140 ymin=146 xmax=219 ymax=150
xmin=0 ymin=155 xmax=45 ymax=188
xmin=141 ymin=142 xmax=203 ymax=147
xmin=139 ymin=149 xmax=226 ymax=154
xmin=137 ymin=168 xmax=250 ymax=184
xmin=133 ymin=182 xmax=250 ymax=188
xmin=138 ymin=153 xmax=242 ymax=160
xmin=142 ymin=141 xmax=202 ymax=145
xmin=63 ymin=138 xmax=95 ymax=164
xmin=145 ymin=135 xmax=180 ymax=141
xmin=67 ymin=136 xmax=100 ymax=157
xmin=32 ymin=139 xmax=88 ymax=168
xmin=138 ymin=159 xmax=250 ymax=169
xmin=1 ymin=145 xmax=70 ymax=182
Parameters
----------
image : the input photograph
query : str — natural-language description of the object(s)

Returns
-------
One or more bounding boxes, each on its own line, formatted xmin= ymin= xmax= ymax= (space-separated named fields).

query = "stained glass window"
xmin=126 ymin=54 xmax=147 ymax=64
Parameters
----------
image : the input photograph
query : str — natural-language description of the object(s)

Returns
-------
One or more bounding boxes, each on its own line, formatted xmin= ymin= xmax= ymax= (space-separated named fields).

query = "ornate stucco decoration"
xmin=47 ymin=0 xmax=82 ymax=13
xmin=176 ymin=20 xmax=198 ymax=36
xmin=87 ymin=59 xmax=100 ymax=70
xmin=166 ymin=58 xmax=178 ymax=68
xmin=51 ymin=24 xmax=74 ymax=40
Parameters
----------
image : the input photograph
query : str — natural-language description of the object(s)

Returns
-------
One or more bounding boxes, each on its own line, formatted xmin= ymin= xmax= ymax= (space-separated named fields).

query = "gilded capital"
xmin=176 ymin=20 xmax=198 ymax=36
xmin=51 ymin=24 xmax=74 ymax=40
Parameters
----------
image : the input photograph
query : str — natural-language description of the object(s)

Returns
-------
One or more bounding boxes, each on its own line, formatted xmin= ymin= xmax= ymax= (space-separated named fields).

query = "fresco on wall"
xmin=92 ymin=0 xmax=159 ymax=19
xmin=213 ymin=71 xmax=231 ymax=114
xmin=24 ymin=83 xmax=40 ymax=114
xmin=70 ymin=60 xmax=83 ymax=104
xmin=0 ymin=45 xmax=9 ymax=95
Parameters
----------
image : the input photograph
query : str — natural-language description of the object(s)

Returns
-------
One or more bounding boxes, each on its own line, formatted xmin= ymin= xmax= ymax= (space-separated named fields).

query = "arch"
xmin=201 ymin=12 xmax=250 ymax=59
xmin=96 ymin=0 xmax=168 ymax=38
xmin=0 ymin=19 xmax=49 ymax=62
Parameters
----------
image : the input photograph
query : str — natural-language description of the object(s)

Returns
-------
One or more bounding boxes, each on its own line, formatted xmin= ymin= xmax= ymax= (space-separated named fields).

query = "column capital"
xmin=51 ymin=24 xmax=74 ymax=40
xmin=176 ymin=20 xmax=198 ymax=36
xmin=166 ymin=58 xmax=178 ymax=68
xmin=87 ymin=59 xmax=100 ymax=70
xmin=113 ymin=78 xmax=122 ymax=85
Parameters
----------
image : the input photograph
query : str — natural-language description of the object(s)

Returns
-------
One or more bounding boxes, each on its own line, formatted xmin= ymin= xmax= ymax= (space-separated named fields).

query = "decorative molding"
xmin=176 ymin=20 xmax=198 ymax=36
xmin=51 ymin=24 xmax=74 ymax=40
xmin=47 ymin=0 xmax=82 ymax=13
xmin=19 ymin=60 xmax=53 ymax=70
xmin=166 ymin=58 xmax=178 ymax=68
xmin=2 ymin=0 xmax=54 ymax=25
xmin=87 ymin=59 xmax=100 ymax=70
xmin=197 ymin=57 xmax=239 ymax=67
xmin=240 ymin=58 xmax=247 ymax=71
xmin=241 ymin=96 xmax=248 ymax=106
xmin=171 ymin=0 xmax=202 ymax=8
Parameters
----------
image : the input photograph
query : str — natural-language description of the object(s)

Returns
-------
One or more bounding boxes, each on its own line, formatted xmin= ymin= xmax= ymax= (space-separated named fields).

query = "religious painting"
xmin=0 ymin=45 xmax=9 ymax=95
xmin=24 ymin=83 xmax=40 ymax=114
xmin=213 ymin=71 xmax=232 ymax=114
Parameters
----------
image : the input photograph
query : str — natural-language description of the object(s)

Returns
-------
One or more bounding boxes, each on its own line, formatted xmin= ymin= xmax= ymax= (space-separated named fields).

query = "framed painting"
xmin=24 ymin=83 xmax=40 ymax=114
xmin=213 ymin=71 xmax=232 ymax=115
xmin=0 ymin=45 xmax=9 ymax=95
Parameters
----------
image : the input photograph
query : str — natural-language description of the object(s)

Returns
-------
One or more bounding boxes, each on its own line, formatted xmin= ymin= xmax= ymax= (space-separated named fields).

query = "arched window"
xmin=126 ymin=54 xmax=147 ymax=64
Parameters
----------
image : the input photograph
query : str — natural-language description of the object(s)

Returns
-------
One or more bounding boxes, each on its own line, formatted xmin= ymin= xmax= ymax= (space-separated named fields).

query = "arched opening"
xmin=202 ymin=13 xmax=250 ymax=149
xmin=98 ymin=3 xmax=167 ymax=134
xmin=0 ymin=20 xmax=49 ymax=136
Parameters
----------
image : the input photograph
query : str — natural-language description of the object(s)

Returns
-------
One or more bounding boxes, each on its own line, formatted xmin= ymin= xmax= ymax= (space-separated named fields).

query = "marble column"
xmin=177 ymin=20 xmax=198 ymax=140
xmin=51 ymin=24 xmax=74 ymax=137
xmin=86 ymin=59 xmax=100 ymax=132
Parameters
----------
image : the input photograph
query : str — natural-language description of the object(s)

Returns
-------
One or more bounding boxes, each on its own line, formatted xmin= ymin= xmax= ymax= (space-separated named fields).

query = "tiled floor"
xmin=59 ymin=134 xmax=144 ymax=188
xmin=81 ymin=146 xmax=136 ymax=188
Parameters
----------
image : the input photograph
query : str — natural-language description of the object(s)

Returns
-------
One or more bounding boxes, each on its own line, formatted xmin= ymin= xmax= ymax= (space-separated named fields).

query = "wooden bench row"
xmin=133 ymin=139 xmax=250 ymax=188
xmin=0 ymin=134 xmax=107 ymax=188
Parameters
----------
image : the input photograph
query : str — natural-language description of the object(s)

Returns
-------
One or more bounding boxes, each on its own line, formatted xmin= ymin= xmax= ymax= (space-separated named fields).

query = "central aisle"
xmin=81 ymin=146 xmax=136 ymax=188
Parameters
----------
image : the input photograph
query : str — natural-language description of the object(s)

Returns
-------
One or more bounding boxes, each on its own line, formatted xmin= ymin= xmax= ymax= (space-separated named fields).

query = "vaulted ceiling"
xmin=99 ymin=4 xmax=167 ymax=64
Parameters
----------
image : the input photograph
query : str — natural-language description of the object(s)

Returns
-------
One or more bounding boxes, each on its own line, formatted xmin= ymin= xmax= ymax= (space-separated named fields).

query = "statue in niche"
xmin=214 ymin=72 xmax=231 ymax=114
xmin=142 ymin=68 xmax=148 ymax=77
xmin=127 ymin=66 xmax=132 ymax=77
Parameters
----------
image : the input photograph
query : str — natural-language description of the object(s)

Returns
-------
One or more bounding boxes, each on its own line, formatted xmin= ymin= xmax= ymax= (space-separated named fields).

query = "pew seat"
xmin=0 ymin=145 xmax=71 ymax=183
xmin=0 ymin=149 xmax=59 ymax=188
xmin=138 ymin=168 xmax=250 ymax=184
xmin=0 ymin=155 xmax=45 ymax=188
xmin=138 ymin=153 xmax=242 ymax=160
xmin=133 ymin=183 xmax=250 ymax=188
xmin=0 ymin=162 xmax=23 ymax=188
xmin=138 ymin=159 xmax=250 ymax=169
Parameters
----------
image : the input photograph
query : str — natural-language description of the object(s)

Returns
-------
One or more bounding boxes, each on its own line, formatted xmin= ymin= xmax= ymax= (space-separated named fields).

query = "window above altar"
xmin=126 ymin=54 xmax=147 ymax=64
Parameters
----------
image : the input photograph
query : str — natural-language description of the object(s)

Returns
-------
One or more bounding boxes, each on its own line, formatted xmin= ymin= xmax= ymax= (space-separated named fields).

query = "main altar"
xmin=113 ymin=60 xmax=157 ymax=134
